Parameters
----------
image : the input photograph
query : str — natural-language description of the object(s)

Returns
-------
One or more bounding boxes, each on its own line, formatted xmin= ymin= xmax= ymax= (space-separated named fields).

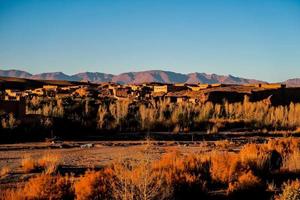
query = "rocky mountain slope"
xmin=0 ymin=69 xmax=273 ymax=84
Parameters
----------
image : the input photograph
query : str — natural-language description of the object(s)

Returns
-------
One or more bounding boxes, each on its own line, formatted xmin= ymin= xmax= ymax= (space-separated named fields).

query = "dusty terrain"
xmin=0 ymin=135 xmax=267 ymax=190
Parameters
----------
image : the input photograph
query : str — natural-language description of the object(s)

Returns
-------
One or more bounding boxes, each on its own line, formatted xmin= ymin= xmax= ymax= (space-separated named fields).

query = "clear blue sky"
xmin=0 ymin=0 xmax=299 ymax=82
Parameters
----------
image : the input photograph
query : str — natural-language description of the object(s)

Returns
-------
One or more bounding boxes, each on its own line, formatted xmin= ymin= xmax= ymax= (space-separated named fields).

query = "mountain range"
xmin=0 ymin=69 xmax=298 ymax=86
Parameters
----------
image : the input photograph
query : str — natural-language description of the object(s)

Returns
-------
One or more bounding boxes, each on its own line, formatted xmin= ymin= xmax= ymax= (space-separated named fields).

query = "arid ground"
xmin=0 ymin=133 xmax=291 ymax=198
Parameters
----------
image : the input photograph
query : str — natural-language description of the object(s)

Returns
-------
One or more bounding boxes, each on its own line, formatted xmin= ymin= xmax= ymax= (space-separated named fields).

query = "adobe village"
xmin=1 ymin=76 xmax=298 ymax=139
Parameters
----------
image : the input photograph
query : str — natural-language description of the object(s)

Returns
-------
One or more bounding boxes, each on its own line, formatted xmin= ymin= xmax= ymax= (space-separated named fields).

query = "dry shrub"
xmin=239 ymin=143 xmax=282 ymax=173
xmin=38 ymin=153 xmax=60 ymax=174
xmin=0 ymin=166 xmax=10 ymax=177
xmin=74 ymin=169 xmax=114 ymax=200
xmin=0 ymin=189 xmax=23 ymax=200
xmin=266 ymin=138 xmax=300 ymax=171
xmin=283 ymin=150 xmax=300 ymax=172
xmin=227 ymin=170 xmax=264 ymax=197
xmin=267 ymin=138 xmax=299 ymax=158
xmin=21 ymin=155 xmax=38 ymax=173
xmin=111 ymin=154 xmax=166 ymax=200
xmin=75 ymin=142 xmax=168 ymax=200
xmin=153 ymin=152 xmax=210 ymax=199
xmin=210 ymin=151 xmax=242 ymax=184
xmin=23 ymin=174 xmax=74 ymax=199
xmin=21 ymin=153 xmax=61 ymax=174
xmin=1 ymin=174 xmax=74 ymax=200
xmin=277 ymin=179 xmax=300 ymax=200
xmin=214 ymin=140 xmax=232 ymax=149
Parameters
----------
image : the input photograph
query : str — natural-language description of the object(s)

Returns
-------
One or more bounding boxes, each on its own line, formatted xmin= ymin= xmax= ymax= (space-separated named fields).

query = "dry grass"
xmin=214 ymin=140 xmax=232 ymax=149
xmin=0 ymin=174 xmax=74 ymax=200
xmin=282 ymin=150 xmax=300 ymax=172
xmin=3 ymin=138 xmax=300 ymax=199
xmin=21 ymin=153 xmax=60 ymax=174
xmin=0 ymin=166 xmax=10 ymax=177
xmin=21 ymin=155 xmax=38 ymax=173
xmin=152 ymin=152 xmax=210 ymax=199
xmin=227 ymin=170 xmax=264 ymax=195
xmin=74 ymin=169 xmax=114 ymax=200
xmin=276 ymin=179 xmax=300 ymax=200
xmin=38 ymin=153 xmax=60 ymax=174
xmin=25 ymin=94 xmax=300 ymax=132
xmin=209 ymin=151 xmax=240 ymax=184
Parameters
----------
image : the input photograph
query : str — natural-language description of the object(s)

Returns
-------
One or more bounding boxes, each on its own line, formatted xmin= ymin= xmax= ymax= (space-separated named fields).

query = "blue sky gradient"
xmin=0 ymin=0 xmax=299 ymax=82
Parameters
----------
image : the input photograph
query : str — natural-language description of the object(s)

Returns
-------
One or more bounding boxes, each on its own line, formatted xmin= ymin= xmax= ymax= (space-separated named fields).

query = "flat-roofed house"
xmin=43 ymin=85 xmax=58 ymax=91
xmin=261 ymin=84 xmax=286 ymax=89
xmin=5 ymin=89 xmax=24 ymax=100
xmin=245 ymin=83 xmax=286 ymax=89
xmin=5 ymin=89 xmax=23 ymax=97
xmin=187 ymin=84 xmax=202 ymax=91
xmin=73 ymin=87 xmax=98 ymax=98
xmin=32 ymin=88 xmax=44 ymax=96
xmin=153 ymin=85 xmax=170 ymax=93
xmin=153 ymin=84 xmax=187 ymax=93
xmin=198 ymin=84 xmax=211 ymax=89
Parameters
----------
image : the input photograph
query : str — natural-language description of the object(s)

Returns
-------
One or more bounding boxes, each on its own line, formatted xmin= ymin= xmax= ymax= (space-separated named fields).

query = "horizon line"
xmin=1 ymin=67 xmax=294 ymax=83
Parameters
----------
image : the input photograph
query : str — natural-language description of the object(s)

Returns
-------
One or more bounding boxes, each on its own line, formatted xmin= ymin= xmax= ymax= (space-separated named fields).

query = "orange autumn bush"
xmin=4 ymin=138 xmax=300 ymax=200
xmin=209 ymin=151 xmax=243 ymax=184
xmin=276 ymin=179 xmax=300 ymax=200
xmin=37 ymin=153 xmax=60 ymax=174
xmin=227 ymin=170 xmax=265 ymax=198
xmin=1 ymin=173 xmax=74 ymax=200
xmin=21 ymin=153 xmax=61 ymax=174
xmin=22 ymin=174 xmax=74 ymax=199
xmin=21 ymin=155 xmax=38 ymax=173
xmin=74 ymin=169 xmax=114 ymax=200
xmin=239 ymin=143 xmax=282 ymax=173
xmin=153 ymin=152 xmax=210 ymax=199
xmin=267 ymin=138 xmax=299 ymax=158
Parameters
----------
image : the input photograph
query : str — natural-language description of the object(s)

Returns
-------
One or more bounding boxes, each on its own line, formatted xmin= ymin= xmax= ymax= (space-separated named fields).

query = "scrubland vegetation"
xmin=1 ymin=138 xmax=300 ymax=200
xmin=14 ymin=96 xmax=300 ymax=134
xmin=2 ymin=94 xmax=300 ymax=141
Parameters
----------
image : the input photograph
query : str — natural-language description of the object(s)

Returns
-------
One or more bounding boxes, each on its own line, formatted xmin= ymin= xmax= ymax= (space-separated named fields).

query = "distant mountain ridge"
xmin=283 ymin=78 xmax=300 ymax=87
xmin=0 ymin=69 xmax=285 ymax=85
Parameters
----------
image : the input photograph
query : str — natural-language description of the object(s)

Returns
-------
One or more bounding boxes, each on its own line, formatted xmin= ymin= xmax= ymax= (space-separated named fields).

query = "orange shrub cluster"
xmin=21 ymin=153 xmax=60 ymax=174
xmin=74 ymin=169 xmax=114 ymax=200
xmin=1 ymin=174 xmax=74 ymax=200
xmin=152 ymin=152 xmax=210 ymax=199
xmin=227 ymin=170 xmax=264 ymax=198
xmin=210 ymin=151 xmax=241 ymax=184
xmin=21 ymin=155 xmax=38 ymax=173
xmin=2 ymin=138 xmax=300 ymax=200
xmin=276 ymin=179 xmax=300 ymax=200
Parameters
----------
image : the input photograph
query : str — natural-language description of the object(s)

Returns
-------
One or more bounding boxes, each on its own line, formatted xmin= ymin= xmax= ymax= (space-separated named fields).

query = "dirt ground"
xmin=0 ymin=136 xmax=269 ymax=190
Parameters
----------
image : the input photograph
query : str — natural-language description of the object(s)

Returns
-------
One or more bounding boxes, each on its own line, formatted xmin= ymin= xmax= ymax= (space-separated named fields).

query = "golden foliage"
xmin=1 ymin=174 xmax=74 ymax=200
xmin=0 ymin=166 xmax=10 ymax=177
xmin=209 ymin=151 xmax=241 ymax=184
xmin=227 ymin=170 xmax=263 ymax=195
xmin=5 ymin=138 xmax=300 ymax=199
xmin=21 ymin=155 xmax=38 ymax=173
xmin=74 ymin=169 xmax=114 ymax=200
xmin=277 ymin=179 xmax=300 ymax=200
xmin=21 ymin=153 xmax=60 ymax=174
xmin=38 ymin=153 xmax=60 ymax=174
